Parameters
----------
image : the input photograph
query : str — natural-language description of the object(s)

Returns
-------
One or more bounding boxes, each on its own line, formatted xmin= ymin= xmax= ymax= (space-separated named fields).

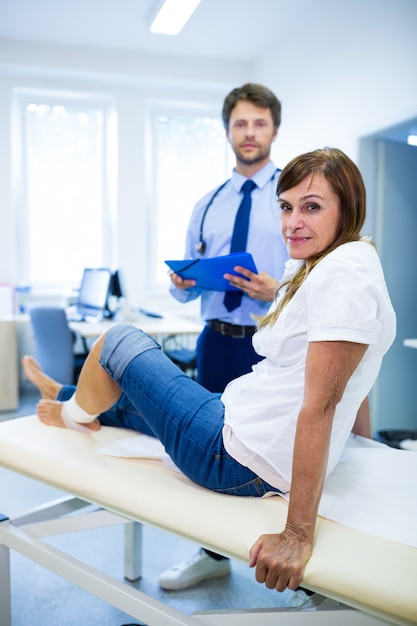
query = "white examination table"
xmin=0 ymin=415 xmax=416 ymax=626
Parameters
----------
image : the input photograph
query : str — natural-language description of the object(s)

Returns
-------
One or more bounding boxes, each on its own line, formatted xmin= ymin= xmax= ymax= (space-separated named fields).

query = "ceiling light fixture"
xmin=407 ymin=134 xmax=417 ymax=147
xmin=149 ymin=0 xmax=202 ymax=36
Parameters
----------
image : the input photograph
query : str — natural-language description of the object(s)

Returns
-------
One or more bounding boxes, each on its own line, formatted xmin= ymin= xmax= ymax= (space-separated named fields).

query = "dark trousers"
xmin=196 ymin=324 xmax=263 ymax=393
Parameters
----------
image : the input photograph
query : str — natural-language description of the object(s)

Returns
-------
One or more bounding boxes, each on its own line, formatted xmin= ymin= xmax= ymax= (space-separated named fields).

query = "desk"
xmin=69 ymin=313 xmax=203 ymax=340
xmin=403 ymin=338 xmax=417 ymax=349
xmin=1 ymin=313 xmax=203 ymax=406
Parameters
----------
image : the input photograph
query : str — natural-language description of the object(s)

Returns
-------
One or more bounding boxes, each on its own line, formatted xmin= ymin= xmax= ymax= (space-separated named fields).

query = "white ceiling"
xmin=0 ymin=0 xmax=301 ymax=62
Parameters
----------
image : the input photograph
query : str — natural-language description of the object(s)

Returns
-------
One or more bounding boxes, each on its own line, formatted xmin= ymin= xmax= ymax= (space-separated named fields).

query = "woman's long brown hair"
xmin=258 ymin=147 xmax=368 ymax=330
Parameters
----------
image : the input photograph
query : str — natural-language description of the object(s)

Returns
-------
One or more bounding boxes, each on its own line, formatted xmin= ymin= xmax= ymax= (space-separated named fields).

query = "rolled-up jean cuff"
xmin=99 ymin=324 xmax=161 ymax=383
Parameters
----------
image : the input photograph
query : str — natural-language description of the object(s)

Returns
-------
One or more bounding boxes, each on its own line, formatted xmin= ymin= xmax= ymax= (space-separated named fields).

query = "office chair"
xmin=163 ymin=335 xmax=197 ymax=380
xmin=29 ymin=307 xmax=88 ymax=385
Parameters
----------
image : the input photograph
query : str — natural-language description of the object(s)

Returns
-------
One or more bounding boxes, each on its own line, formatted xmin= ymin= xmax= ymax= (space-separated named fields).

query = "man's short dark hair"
xmin=222 ymin=83 xmax=281 ymax=131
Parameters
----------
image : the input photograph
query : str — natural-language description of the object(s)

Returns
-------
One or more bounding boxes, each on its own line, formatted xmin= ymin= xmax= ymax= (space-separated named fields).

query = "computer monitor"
xmin=108 ymin=269 xmax=125 ymax=299
xmin=105 ymin=269 xmax=126 ymax=318
xmin=72 ymin=268 xmax=112 ymax=322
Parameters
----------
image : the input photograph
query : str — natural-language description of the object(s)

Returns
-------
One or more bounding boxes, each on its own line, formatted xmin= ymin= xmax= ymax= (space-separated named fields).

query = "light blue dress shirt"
xmin=170 ymin=160 xmax=289 ymax=326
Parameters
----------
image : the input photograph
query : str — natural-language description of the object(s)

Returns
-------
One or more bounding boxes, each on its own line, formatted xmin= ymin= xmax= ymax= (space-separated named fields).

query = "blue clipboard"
xmin=165 ymin=252 xmax=258 ymax=292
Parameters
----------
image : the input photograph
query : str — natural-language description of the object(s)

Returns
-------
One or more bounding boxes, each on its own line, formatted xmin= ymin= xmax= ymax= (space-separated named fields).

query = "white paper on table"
xmin=97 ymin=434 xmax=181 ymax=471
xmin=279 ymin=435 xmax=417 ymax=548
xmin=317 ymin=438 xmax=417 ymax=548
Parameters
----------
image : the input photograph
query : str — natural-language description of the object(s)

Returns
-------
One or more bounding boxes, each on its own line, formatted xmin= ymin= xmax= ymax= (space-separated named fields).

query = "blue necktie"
xmin=223 ymin=179 xmax=257 ymax=312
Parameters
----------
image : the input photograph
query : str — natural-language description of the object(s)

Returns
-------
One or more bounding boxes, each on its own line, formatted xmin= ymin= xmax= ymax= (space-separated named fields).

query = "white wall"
xmin=257 ymin=0 xmax=417 ymax=165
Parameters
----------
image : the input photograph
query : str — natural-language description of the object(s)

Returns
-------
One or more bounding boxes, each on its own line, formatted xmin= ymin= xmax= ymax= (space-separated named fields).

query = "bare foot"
xmin=37 ymin=399 xmax=101 ymax=431
xmin=22 ymin=355 xmax=62 ymax=399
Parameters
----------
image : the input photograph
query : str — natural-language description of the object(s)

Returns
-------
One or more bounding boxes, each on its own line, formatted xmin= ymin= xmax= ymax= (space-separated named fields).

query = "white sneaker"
xmin=159 ymin=549 xmax=231 ymax=590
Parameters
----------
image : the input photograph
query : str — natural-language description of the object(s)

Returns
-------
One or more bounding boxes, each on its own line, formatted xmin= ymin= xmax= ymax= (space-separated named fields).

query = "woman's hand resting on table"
xmin=249 ymin=529 xmax=313 ymax=592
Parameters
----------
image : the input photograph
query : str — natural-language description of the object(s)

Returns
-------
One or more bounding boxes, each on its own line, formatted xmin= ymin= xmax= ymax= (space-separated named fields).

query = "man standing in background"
xmin=165 ymin=83 xmax=288 ymax=590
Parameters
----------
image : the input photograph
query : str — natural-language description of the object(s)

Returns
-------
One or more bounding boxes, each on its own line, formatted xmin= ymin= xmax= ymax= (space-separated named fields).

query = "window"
xmin=148 ymin=103 xmax=233 ymax=287
xmin=14 ymin=90 xmax=116 ymax=290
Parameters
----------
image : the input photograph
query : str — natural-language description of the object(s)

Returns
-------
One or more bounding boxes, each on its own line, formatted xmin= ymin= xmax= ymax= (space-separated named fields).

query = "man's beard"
xmin=235 ymin=146 xmax=270 ymax=167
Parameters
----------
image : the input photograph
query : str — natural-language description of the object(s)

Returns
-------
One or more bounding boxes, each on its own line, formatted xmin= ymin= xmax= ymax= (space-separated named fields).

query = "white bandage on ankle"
xmin=61 ymin=394 xmax=99 ymax=432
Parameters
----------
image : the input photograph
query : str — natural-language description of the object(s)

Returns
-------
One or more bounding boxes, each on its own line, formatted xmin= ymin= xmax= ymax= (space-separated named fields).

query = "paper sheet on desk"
xmin=98 ymin=433 xmax=417 ymax=548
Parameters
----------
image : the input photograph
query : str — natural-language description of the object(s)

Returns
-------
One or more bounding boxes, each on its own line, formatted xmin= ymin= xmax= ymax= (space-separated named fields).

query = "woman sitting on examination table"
xmin=24 ymin=147 xmax=396 ymax=593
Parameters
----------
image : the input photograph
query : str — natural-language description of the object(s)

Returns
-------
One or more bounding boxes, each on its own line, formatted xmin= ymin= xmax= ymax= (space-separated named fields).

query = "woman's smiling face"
xmin=279 ymin=173 xmax=342 ymax=259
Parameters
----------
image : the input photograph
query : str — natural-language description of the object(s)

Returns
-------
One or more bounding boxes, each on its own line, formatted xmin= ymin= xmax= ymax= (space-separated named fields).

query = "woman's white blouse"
xmin=221 ymin=241 xmax=396 ymax=492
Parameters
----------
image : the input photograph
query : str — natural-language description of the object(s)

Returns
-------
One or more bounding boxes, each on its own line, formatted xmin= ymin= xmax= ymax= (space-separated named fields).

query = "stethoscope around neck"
xmin=195 ymin=168 xmax=280 ymax=255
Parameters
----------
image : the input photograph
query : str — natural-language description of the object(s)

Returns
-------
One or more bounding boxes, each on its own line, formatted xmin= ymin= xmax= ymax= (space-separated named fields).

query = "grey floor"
xmin=0 ymin=388 xmax=312 ymax=626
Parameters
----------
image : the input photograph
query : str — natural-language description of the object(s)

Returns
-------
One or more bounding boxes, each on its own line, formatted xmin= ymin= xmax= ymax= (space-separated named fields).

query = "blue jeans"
xmin=58 ymin=324 xmax=280 ymax=497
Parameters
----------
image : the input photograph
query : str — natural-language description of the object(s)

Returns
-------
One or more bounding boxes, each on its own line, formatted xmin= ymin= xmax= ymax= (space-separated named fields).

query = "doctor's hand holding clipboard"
xmin=166 ymin=252 xmax=279 ymax=302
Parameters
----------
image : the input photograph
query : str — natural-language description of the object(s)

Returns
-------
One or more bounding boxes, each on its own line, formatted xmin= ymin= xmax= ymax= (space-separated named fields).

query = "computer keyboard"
xmin=67 ymin=312 xmax=84 ymax=322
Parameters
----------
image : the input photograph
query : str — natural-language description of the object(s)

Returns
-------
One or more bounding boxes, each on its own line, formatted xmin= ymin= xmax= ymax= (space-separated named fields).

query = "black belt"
xmin=206 ymin=319 xmax=256 ymax=338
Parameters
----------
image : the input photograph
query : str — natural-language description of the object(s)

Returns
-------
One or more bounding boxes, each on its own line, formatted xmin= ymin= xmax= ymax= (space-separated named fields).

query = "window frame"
xmin=12 ymin=87 xmax=117 ymax=291
xmin=145 ymin=98 xmax=233 ymax=294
